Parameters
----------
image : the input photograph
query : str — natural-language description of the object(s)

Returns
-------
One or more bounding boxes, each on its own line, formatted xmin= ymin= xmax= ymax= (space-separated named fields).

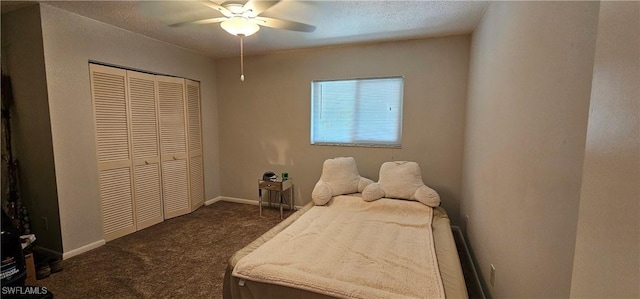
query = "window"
xmin=311 ymin=77 xmax=403 ymax=147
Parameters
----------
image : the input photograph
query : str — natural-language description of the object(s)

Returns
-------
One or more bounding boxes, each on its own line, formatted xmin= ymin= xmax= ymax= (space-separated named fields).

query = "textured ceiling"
xmin=3 ymin=1 xmax=487 ymax=58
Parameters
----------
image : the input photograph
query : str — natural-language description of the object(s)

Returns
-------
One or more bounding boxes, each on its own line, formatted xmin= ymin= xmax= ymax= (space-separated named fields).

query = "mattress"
xmin=223 ymin=195 xmax=468 ymax=299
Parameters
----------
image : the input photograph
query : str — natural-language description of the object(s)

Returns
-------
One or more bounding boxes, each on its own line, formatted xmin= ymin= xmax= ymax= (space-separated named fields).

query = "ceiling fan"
xmin=171 ymin=0 xmax=316 ymax=81
xmin=171 ymin=0 xmax=316 ymax=35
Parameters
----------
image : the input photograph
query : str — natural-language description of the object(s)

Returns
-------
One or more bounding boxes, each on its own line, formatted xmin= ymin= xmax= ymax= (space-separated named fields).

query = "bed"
xmin=223 ymin=158 xmax=468 ymax=299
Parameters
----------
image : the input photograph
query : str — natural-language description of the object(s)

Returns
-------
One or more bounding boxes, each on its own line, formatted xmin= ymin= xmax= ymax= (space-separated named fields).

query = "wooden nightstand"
xmin=258 ymin=179 xmax=293 ymax=219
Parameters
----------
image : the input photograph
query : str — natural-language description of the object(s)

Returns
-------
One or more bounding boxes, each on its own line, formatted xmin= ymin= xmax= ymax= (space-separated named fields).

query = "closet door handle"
xmin=173 ymin=156 xmax=177 ymax=160
xmin=144 ymin=160 xmax=149 ymax=165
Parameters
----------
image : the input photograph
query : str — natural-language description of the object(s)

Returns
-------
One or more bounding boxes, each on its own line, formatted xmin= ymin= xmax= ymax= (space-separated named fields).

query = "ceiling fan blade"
xmin=170 ymin=17 xmax=228 ymax=27
xmin=253 ymin=17 xmax=316 ymax=32
xmin=193 ymin=17 xmax=229 ymax=25
xmin=243 ymin=0 xmax=280 ymax=16
xmin=201 ymin=1 xmax=233 ymax=18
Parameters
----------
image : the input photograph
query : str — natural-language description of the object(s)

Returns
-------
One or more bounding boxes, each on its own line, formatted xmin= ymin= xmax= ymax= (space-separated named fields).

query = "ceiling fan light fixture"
xmin=221 ymin=17 xmax=260 ymax=36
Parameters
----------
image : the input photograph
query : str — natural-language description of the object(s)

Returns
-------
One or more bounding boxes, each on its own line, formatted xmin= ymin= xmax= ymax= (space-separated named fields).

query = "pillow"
xmin=362 ymin=161 xmax=440 ymax=207
xmin=311 ymin=157 xmax=374 ymax=205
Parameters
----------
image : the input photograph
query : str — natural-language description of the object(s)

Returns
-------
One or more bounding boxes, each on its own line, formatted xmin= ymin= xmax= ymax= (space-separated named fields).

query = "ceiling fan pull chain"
xmin=240 ymin=34 xmax=245 ymax=82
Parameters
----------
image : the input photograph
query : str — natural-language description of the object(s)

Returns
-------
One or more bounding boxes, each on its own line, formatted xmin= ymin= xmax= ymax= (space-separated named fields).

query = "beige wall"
xmin=1 ymin=4 xmax=63 ymax=252
xmin=1 ymin=3 xmax=221 ymax=255
xmin=216 ymin=36 xmax=470 ymax=225
xmin=461 ymin=2 xmax=599 ymax=297
xmin=570 ymin=2 xmax=640 ymax=297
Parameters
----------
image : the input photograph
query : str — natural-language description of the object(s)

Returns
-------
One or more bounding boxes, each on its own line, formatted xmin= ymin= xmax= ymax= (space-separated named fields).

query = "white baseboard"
xmin=205 ymin=196 xmax=257 ymax=206
xmin=204 ymin=196 xmax=224 ymax=206
xmin=207 ymin=196 xmax=304 ymax=209
xmin=62 ymin=240 xmax=105 ymax=260
xmin=451 ymin=226 xmax=486 ymax=299
xmin=219 ymin=196 xmax=260 ymax=205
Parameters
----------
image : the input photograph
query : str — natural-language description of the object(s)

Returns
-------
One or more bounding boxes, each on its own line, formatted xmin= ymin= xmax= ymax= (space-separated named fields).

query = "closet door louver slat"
xmin=128 ymin=71 xmax=164 ymax=229
xmin=90 ymin=64 xmax=136 ymax=241
xmin=157 ymin=76 xmax=191 ymax=219
xmin=187 ymin=81 xmax=202 ymax=154
xmin=129 ymin=74 xmax=160 ymax=160
xmin=162 ymin=159 xmax=190 ymax=218
xmin=133 ymin=163 xmax=163 ymax=229
xmin=93 ymin=73 xmax=130 ymax=164
xmin=186 ymin=80 xmax=204 ymax=210
xmin=189 ymin=155 xmax=204 ymax=209
xmin=158 ymin=80 xmax=187 ymax=156
xmin=99 ymin=167 xmax=135 ymax=239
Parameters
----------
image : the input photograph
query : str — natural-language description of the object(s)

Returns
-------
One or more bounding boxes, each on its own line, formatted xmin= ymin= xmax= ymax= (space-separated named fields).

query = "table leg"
xmin=259 ymin=188 xmax=262 ymax=217
xmin=290 ymin=186 xmax=294 ymax=211
xmin=279 ymin=192 xmax=283 ymax=219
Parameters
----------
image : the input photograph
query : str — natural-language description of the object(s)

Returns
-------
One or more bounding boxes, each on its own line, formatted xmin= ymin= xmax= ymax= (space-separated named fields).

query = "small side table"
xmin=258 ymin=179 xmax=293 ymax=219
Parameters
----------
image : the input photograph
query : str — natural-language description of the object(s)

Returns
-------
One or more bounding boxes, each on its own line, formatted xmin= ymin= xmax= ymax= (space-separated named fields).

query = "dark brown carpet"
xmin=35 ymin=201 xmax=285 ymax=298
xmin=35 ymin=201 xmax=483 ymax=298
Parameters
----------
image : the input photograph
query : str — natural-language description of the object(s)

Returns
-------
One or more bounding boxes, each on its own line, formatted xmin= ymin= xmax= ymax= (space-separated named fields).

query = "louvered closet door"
xmin=90 ymin=64 xmax=136 ymax=241
xmin=186 ymin=80 xmax=204 ymax=211
xmin=127 ymin=71 xmax=164 ymax=230
xmin=157 ymin=76 xmax=190 ymax=219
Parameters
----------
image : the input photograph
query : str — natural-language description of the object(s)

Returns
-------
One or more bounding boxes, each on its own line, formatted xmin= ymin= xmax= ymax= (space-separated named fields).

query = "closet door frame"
xmin=91 ymin=64 xmax=205 ymax=241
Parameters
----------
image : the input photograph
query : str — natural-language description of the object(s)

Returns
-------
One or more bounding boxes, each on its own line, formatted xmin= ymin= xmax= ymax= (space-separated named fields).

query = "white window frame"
xmin=310 ymin=76 xmax=404 ymax=148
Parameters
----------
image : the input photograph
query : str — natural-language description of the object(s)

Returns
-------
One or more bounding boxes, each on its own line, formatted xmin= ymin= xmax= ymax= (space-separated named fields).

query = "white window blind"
xmin=311 ymin=77 xmax=403 ymax=147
